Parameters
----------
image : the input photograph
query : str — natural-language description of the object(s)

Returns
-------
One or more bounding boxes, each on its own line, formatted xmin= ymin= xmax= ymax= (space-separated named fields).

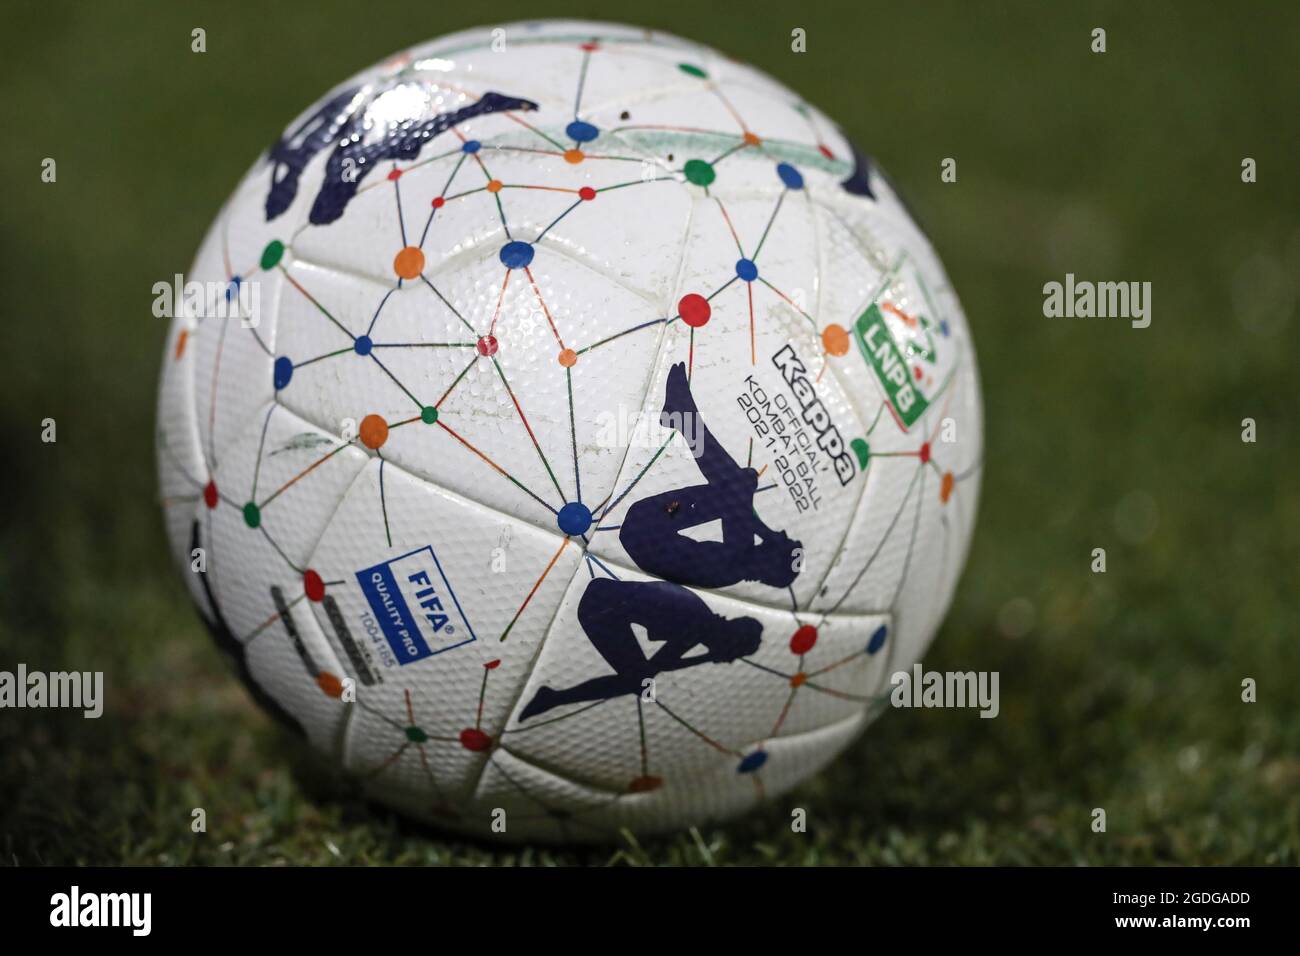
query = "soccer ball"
xmin=156 ymin=20 xmax=982 ymax=840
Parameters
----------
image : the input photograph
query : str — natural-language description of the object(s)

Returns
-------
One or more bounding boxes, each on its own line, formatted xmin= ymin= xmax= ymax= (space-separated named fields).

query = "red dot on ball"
xmin=304 ymin=569 xmax=326 ymax=602
xmin=387 ymin=169 xmax=402 ymax=181
xmin=203 ymin=480 xmax=219 ymax=509
xmin=919 ymin=442 xmax=931 ymax=464
xmin=459 ymin=728 xmax=492 ymax=752
xmin=678 ymin=293 xmax=711 ymax=328
xmin=579 ymin=186 xmax=596 ymax=201
xmin=790 ymin=624 xmax=818 ymax=655
xmin=432 ymin=196 xmax=445 ymax=208
xmin=484 ymin=659 xmax=501 ymax=670
xmin=628 ymin=774 xmax=662 ymax=793
xmin=476 ymin=335 xmax=498 ymax=356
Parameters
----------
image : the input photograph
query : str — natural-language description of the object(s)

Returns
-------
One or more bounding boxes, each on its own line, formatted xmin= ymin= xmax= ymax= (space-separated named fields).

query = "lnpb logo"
xmin=356 ymin=546 xmax=475 ymax=664
xmin=853 ymin=303 xmax=930 ymax=430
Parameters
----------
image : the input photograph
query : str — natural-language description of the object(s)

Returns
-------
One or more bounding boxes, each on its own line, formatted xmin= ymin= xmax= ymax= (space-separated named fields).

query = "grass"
xmin=1 ymin=0 xmax=1297 ymax=865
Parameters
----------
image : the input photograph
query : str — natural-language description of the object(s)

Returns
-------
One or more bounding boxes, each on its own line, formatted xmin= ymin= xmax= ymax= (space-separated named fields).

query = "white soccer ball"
xmin=156 ymin=20 xmax=982 ymax=840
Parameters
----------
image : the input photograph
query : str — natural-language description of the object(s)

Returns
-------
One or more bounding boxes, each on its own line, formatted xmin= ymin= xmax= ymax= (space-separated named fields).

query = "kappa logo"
xmin=355 ymin=545 xmax=476 ymax=664
xmin=771 ymin=343 xmax=856 ymax=485
xmin=264 ymin=86 xmax=537 ymax=226
xmin=520 ymin=362 xmax=801 ymax=721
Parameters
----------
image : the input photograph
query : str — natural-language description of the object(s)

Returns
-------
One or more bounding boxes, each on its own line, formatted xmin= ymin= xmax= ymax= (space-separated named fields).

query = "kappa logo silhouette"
xmin=264 ymin=84 xmax=538 ymax=226
xmin=520 ymin=363 xmax=801 ymax=721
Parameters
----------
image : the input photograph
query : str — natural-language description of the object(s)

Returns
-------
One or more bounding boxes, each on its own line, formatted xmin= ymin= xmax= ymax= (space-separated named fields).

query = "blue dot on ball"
xmin=557 ymin=502 xmax=593 ymax=536
xmin=940 ymin=319 xmax=951 ymax=337
xmin=353 ymin=335 xmax=373 ymax=356
xmin=462 ymin=139 xmax=481 ymax=154
xmin=867 ymin=625 xmax=888 ymax=655
xmin=776 ymin=162 xmax=804 ymax=189
xmin=273 ymin=356 xmax=293 ymax=390
xmin=225 ymin=276 xmax=241 ymax=302
xmin=500 ymin=240 xmax=535 ymax=269
xmin=737 ymin=750 xmax=768 ymax=774
xmin=735 ymin=258 xmax=759 ymax=282
xmin=566 ymin=120 xmax=599 ymax=143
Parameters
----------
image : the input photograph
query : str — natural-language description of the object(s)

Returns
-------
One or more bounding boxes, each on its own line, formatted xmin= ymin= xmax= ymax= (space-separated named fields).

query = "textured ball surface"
xmin=156 ymin=20 xmax=982 ymax=840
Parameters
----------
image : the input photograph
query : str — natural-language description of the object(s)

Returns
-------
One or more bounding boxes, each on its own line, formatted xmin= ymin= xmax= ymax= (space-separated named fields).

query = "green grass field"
xmin=1 ymin=0 xmax=1297 ymax=865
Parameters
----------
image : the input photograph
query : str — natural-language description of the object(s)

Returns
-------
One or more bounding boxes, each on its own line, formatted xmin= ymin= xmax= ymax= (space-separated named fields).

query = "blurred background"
xmin=0 ymin=0 xmax=1296 ymax=864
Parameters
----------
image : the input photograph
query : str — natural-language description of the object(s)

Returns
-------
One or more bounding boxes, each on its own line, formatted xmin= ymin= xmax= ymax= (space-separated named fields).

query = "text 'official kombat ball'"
xmin=157 ymin=20 xmax=983 ymax=840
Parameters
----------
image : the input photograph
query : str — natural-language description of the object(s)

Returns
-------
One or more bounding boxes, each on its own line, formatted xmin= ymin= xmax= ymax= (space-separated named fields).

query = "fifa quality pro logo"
xmin=356 ymin=546 xmax=476 ymax=665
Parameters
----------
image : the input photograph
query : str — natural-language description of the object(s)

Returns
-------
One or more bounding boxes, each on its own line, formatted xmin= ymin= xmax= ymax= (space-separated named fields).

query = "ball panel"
xmin=265 ymin=196 xmax=685 ymax=538
xmin=807 ymin=195 xmax=982 ymax=619
xmin=174 ymin=402 xmax=372 ymax=749
xmin=240 ymin=591 xmax=352 ymax=756
xmin=301 ymin=458 xmax=582 ymax=804
xmin=185 ymin=280 xmax=283 ymax=473
xmin=197 ymin=404 xmax=366 ymax=623
xmin=889 ymin=371 xmax=983 ymax=668
xmin=472 ymin=708 xmax=870 ymax=840
xmin=502 ymin=554 xmax=891 ymax=798
xmin=156 ymin=313 xmax=215 ymax=620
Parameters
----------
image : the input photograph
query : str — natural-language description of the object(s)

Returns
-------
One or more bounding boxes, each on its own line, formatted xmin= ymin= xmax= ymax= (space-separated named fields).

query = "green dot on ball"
xmin=242 ymin=502 xmax=261 ymax=528
xmin=260 ymin=240 xmax=285 ymax=270
xmin=421 ymin=406 xmax=439 ymax=424
xmin=684 ymin=159 xmax=716 ymax=186
xmin=405 ymin=725 xmax=428 ymax=744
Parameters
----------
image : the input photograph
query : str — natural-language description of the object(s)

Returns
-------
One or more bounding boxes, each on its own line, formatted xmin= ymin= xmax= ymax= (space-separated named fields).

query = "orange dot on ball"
xmin=359 ymin=414 xmax=389 ymax=449
xmin=317 ymin=672 xmax=344 ymax=698
xmin=790 ymin=672 xmax=808 ymax=688
xmin=743 ymin=131 xmax=761 ymax=146
xmin=393 ymin=246 xmax=425 ymax=279
xmin=822 ymin=323 xmax=850 ymax=356
xmin=558 ymin=348 xmax=578 ymax=367
xmin=940 ymin=470 xmax=955 ymax=503
xmin=563 ymin=148 xmax=585 ymax=164
xmin=486 ymin=179 xmax=504 ymax=193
